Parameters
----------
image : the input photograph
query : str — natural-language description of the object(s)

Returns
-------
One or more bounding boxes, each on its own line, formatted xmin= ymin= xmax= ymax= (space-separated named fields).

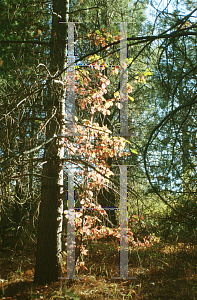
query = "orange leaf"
xmin=25 ymin=269 xmax=34 ymax=276
xmin=95 ymin=38 xmax=101 ymax=46
xmin=102 ymin=41 xmax=107 ymax=47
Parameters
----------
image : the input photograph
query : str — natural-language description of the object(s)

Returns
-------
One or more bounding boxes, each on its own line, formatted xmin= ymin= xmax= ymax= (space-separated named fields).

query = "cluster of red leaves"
xmin=63 ymin=55 xmax=150 ymax=272
xmin=75 ymin=68 xmax=112 ymax=115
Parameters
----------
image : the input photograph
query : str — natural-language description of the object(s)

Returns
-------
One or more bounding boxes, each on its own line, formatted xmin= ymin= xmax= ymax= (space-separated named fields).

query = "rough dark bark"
xmin=34 ymin=151 xmax=62 ymax=284
xmin=34 ymin=0 xmax=68 ymax=284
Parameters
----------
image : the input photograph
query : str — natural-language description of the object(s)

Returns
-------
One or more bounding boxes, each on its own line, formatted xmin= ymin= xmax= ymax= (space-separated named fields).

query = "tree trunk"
xmin=34 ymin=0 xmax=68 ymax=284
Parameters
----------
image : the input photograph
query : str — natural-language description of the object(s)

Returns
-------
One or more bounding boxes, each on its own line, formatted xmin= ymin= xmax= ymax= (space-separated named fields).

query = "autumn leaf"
xmin=114 ymin=91 xmax=120 ymax=98
xmin=81 ymin=246 xmax=89 ymax=255
xmin=87 ymin=30 xmax=92 ymax=38
xmin=95 ymin=64 xmax=100 ymax=70
xmin=130 ymin=148 xmax=138 ymax=154
xmin=25 ymin=269 xmax=34 ymax=277
xmin=95 ymin=36 xmax=101 ymax=46
xmin=144 ymin=68 xmax=153 ymax=76
xmin=128 ymin=96 xmax=134 ymax=101
xmin=127 ymin=84 xmax=133 ymax=93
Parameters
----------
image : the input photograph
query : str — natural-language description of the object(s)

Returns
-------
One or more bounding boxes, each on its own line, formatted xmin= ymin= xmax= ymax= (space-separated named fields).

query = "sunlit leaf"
xmin=130 ymin=148 xmax=138 ymax=154
xmin=128 ymin=96 xmax=134 ymax=101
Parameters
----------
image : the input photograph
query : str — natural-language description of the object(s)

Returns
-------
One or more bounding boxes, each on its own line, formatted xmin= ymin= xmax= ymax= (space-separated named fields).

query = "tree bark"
xmin=34 ymin=0 xmax=68 ymax=284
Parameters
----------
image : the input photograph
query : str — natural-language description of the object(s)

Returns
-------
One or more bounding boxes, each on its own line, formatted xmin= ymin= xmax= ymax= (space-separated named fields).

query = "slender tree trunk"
xmin=34 ymin=0 xmax=68 ymax=284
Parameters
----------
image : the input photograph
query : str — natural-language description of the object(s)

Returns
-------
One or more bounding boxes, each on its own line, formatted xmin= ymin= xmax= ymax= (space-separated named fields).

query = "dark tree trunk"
xmin=34 ymin=150 xmax=63 ymax=284
xmin=34 ymin=0 xmax=68 ymax=284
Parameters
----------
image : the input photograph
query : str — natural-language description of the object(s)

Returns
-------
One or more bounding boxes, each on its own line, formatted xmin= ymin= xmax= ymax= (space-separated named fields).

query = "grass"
xmin=0 ymin=235 xmax=197 ymax=299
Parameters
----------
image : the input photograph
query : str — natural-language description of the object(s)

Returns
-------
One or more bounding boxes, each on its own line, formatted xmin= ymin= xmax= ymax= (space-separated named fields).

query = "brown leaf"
xmin=95 ymin=38 xmax=101 ymax=46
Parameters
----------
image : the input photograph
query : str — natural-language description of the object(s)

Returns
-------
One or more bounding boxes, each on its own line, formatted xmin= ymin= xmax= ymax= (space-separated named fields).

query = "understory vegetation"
xmin=1 ymin=0 xmax=197 ymax=298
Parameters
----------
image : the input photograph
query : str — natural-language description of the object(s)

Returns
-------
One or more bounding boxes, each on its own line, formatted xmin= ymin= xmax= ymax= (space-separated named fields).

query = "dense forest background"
xmin=0 ymin=0 xmax=197 ymax=298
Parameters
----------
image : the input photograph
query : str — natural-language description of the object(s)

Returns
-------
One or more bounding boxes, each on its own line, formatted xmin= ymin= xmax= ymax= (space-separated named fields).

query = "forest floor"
xmin=0 ymin=235 xmax=197 ymax=299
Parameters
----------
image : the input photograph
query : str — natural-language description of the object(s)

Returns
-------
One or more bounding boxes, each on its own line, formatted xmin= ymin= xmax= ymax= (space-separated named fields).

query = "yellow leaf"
xmin=38 ymin=29 xmax=42 ymax=36
xmin=144 ymin=69 xmax=153 ymax=76
xmin=128 ymin=96 xmax=134 ymax=101
xmin=106 ymin=32 xmax=112 ymax=38
xmin=130 ymin=148 xmax=138 ymax=154
xmin=114 ymin=91 xmax=120 ymax=98
xmin=105 ymin=100 xmax=113 ymax=108
xmin=128 ymin=58 xmax=133 ymax=64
